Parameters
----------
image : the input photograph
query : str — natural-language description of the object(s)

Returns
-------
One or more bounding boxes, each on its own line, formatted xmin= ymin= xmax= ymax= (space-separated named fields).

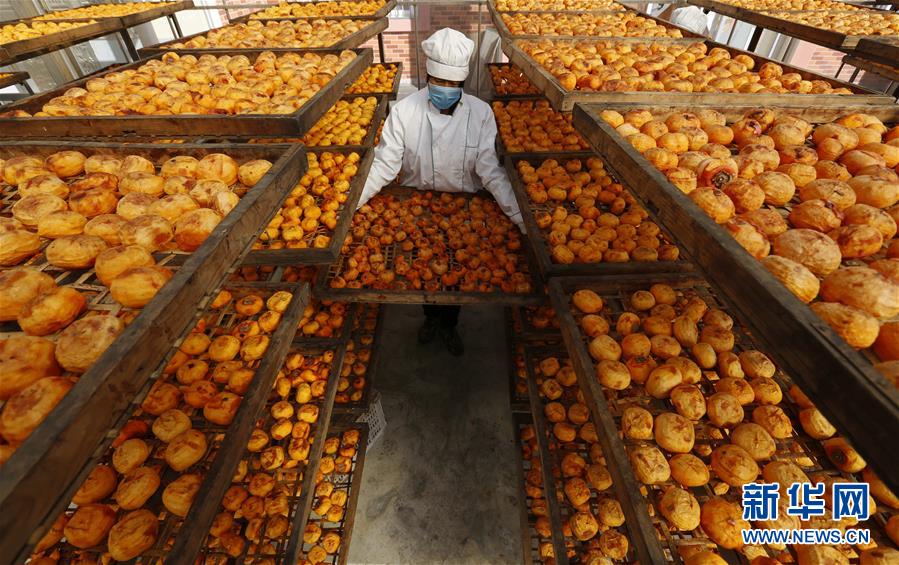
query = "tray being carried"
xmin=315 ymin=187 xmax=545 ymax=305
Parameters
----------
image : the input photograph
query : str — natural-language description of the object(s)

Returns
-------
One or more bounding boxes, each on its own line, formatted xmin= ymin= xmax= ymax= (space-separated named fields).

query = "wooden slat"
xmin=489 ymin=0 xmax=706 ymax=41
xmin=282 ymin=334 xmax=352 ymax=565
xmin=138 ymin=17 xmax=388 ymax=57
xmin=165 ymin=283 xmax=311 ymax=565
xmin=572 ymin=103 xmax=899 ymax=495
xmin=0 ymin=49 xmax=372 ymax=137
xmin=523 ymin=353 xmax=571 ymax=565
xmin=334 ymin=425 xmax=369 ymax=565
xmin=502 ymin=36 xmax=890 ymax=111
xmin=0 ymin=143 xmax=309 ymax=565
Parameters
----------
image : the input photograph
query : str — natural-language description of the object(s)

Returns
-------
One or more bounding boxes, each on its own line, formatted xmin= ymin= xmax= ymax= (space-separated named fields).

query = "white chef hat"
xmin=422 ymin=28 xmax=474 ymax=82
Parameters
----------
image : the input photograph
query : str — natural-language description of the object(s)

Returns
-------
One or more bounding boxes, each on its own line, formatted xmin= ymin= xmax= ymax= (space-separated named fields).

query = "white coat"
xmin=358 ymin=87 xmax=523 ymax=229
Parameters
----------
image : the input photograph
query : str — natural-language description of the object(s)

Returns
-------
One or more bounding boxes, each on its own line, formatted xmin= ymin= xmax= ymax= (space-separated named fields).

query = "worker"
xmin=357 ymin=27 xmax=523 ymax=357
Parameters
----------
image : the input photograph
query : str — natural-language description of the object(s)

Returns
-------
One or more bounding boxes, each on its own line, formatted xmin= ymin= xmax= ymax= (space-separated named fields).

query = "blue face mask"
xmin=428 ymin=83 xmax=462 ymax=110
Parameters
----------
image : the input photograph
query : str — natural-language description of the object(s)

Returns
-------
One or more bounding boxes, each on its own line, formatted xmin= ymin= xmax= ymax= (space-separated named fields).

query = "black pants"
xmin=422 ymin=305 xmax=461 ymax=329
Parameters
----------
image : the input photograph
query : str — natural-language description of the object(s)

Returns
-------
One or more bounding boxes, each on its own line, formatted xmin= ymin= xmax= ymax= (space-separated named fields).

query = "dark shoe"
xmin=418 ymin=317 xmax=439 ymax=344
xmin=440 ymin=327 xmax=464 ymax=356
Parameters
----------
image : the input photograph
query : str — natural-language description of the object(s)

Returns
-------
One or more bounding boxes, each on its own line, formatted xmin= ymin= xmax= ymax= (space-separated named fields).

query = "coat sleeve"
xmin=357 ymin=106 xmax=405 ymax=208
xmin=474 ymin=110 xmax=524 ymax=230
xmin=475 ymin=112 xmax=524 ymax=231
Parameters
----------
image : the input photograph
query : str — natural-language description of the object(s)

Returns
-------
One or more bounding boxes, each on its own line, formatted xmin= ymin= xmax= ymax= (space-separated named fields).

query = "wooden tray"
xmin=505 ymin=153 xmax=694 ymax=278
xmin=35 ymin=0 xmax=193 ymax=28
xmin=162 ymin=283 xmax=310 ymax=565
xmin=138 ymin=17 xmax=388 ymax=56
xmin=0 ymin=48 xmax=372 ymax=138
xmin=522 ymin=343 xmax=654 ymax=564
xmin=0 ymin=142 xmax=308 ymax=564
xmin=314 ymin=187 xmax=545 ymax=306
xmin=346 ymin=61 xmax=403 ymax=100
xmin=31 ymin=283 xmax=310 ymax=565
xmin=243 ymin=0 xmax=397 ymax=21
xmin=486 ymin=63 xmax=543 ymax=100
xmin=297 ymin=424 xmax=369 ymax=565
xmin=488 ymin=0 xmax=626 ymax=15
xmin=332 ymin=303 xmax=383 ymax=414
xmin=692 ymin=0 xmax=899 ymax=50
xmin=195 ymin=341 xmax=352 ymax=565
xmin=489 ymin=1 xmax=705 ymax=41
xmin=241 ymin=146 xmax=374 ymax=266
xmin=0 ymin=71 xmax=29 ymax=90
xmin=549 ymin=274 xmax=899 ymax=562
xmin=0 ymin=18 xmax=120 ymax=67
xmin=572 ymin=103 xmax=899 ymax=494
xmin=506 ymin=303 xmax=565 ymax=413
xmin=201 ymin=93 xmax=387 ymax=150
xmin=502 ymin=37 xmax=890 ymax=111
xmin=855 ymin=36 xmax=899 ymax=69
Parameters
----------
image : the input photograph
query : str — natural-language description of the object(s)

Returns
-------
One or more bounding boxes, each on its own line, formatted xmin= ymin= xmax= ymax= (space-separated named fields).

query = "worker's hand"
xmin=515 ymin=220 xmax=526 ymax=235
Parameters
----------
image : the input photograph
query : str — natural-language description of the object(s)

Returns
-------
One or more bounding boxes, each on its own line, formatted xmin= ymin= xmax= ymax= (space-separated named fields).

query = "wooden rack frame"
xmin=855 ymin=37 xmax=899 ymax=69
xmin=138 ymin=17 xmax=388 ymax=57
xmin=487 ymin=0 xmax=627 ymax=15
xmin=0 ymin=142 xmax=308 ymax=564
xmin=333 ymin=303 xmax=384 ymax=415
xmin=841 ymin=54 xmax=899 ymax=84
xmin=502 ymin=37 xmax=890 ymax=111
xmin=572 ymin=103 xmax=899 ymax=494
xmin=0 ymin=48 xmax=372 ymax=138
xmin=27 ymin=283 xmax=310 ymax=565
xmin=297 ymin=423 xmax=370 ymax=565
xmin=504 ymin=153 xmax=694 ymax=278
xmin=282 ymin=338 xmax=352 ymax=564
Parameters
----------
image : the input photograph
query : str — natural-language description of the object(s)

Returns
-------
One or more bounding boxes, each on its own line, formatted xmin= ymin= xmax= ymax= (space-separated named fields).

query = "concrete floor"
xmin=347 ymin=304 xmax=523 ymax=565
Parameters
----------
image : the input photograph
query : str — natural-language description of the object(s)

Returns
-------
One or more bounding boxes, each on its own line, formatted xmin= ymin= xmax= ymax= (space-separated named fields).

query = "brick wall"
xmin=787 ymin=39 xmax=892 ymax=94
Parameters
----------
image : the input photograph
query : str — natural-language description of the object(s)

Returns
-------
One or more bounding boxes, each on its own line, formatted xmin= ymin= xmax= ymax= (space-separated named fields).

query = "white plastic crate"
xmin=356 ymin=388 xmax=386 ymax=451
